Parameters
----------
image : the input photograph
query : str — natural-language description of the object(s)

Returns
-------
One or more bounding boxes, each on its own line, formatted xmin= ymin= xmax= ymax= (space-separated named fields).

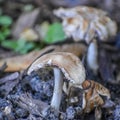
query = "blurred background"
xmin=0 ymin=0 xmax=120 ymax=56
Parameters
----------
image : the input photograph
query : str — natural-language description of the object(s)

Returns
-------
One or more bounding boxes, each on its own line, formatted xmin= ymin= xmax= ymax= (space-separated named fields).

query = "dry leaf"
xmin=12 ymin=8 xmax=40 ymax=38
xmin=0 ymin=43 xmax=86 ymax=72
xmin=20 ymin=28 xmax=38 ymax=41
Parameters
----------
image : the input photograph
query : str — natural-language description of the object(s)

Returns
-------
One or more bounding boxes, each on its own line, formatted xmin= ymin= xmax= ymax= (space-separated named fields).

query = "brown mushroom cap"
xmin=82 ymin=80 xmax=110 ymax=113
xmin=54 ymin=6 xmax=117 ymax=43
xmin=27 ymin=52 xmax=86 ymax=85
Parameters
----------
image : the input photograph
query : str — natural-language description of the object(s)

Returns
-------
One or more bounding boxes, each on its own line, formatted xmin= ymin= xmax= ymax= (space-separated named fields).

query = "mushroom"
xmin=66 ymin=79 xmax=112 ymax=119
xmin=54 ymin=6 xmax=117 ymax=73
xmin=27 ymin=52 xmax=86 ymax=111
xmin=81 ymin=80 xmax=111 ymax=113
xmin=81 ymin=80 xmax=114 ymax=119
xmin=53 ymin=6 xmax=117 ymax=43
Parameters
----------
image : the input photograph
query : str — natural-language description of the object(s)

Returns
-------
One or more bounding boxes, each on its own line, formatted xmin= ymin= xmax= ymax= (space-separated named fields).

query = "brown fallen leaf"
xmin=12 ymin=8 xmax=40 ymax=39
xmin=0 ymin=43 xmax=87 ymax=72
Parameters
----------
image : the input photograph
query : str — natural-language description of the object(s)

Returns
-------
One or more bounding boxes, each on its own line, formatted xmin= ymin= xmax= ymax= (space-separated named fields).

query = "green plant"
xmin=0 ymin=14 xmax=66 ymax=54
xmin=0 ymin=15 xmax=12 ymax=26
xmin=0 ymin=15 xmax=12 ymax=42
xmin=44 ymin=22 xmax=66 ymax=44
xmin=1 ymin=39 xmax=36 ymax=54
xmin=0 ymin=14 xmax=37 ymax=54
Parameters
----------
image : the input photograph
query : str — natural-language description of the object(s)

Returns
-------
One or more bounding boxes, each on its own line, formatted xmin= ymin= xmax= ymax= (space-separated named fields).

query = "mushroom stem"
xmin=87 ymin=39 xmax=98 ymax=74
xmin=51 ymin=67 xmax=63 ymax=110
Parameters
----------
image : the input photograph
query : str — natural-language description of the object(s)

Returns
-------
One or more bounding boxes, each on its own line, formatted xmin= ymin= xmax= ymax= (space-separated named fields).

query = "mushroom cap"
xmin=82 ymin=80 xmax=110 ymax=99
xmin=54 ymin=6 xmax=117 ymax=43
xmin=27 ymin=52 xmax=86 ymax=85
xmin=82 ymin=80 xmax=110 ymax=113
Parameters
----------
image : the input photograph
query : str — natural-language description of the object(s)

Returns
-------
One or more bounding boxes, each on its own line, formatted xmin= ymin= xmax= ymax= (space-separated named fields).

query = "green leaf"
xmin=1 ymin=40 xmax=18 ymax=49
xmin=0 ymin=32 xmax=6 ymax=41
xmin=1 ymin=39 xmax=35 ymax=54
xmin=0 ymin=15 xmax=12 ymax=26
xmin=44 ymin=22 xmax=66 ymax=44
xmin=23 ymin=4 xmax=34 ymax=12
xmin=15 ymin=39 xmax=35 ymax=54
xmin=15 ymin=39 xmax=26 ymax=51
xmin=18 ymin=43 xmax=35 ymax=54
xmin=2 ymin=28 xmax=11 ymax=37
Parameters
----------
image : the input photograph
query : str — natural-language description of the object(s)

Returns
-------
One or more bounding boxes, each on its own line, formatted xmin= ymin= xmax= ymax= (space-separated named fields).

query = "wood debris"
xmin=0 ymin=72 xmax=19 ymax=96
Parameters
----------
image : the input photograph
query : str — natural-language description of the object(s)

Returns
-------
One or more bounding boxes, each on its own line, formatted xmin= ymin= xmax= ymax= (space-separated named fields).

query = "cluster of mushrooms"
xmin=27 ymin=52 xmax=112 ymax=117
xmin=27 ymin=6 xmax=117 ymax=119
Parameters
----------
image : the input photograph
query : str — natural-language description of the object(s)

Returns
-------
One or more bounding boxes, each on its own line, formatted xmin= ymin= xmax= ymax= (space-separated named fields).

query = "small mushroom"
xmin=81 ymin=80 xmax=113 ymax=119
xmin=54 ymin=6 xmax=117 ymax=43
xmin=27 ymin=52 xmax=86 ymax=111
xmin=54 ymin=6 xmax=117 ymax=73
xmin=81 ymin=80 xmax=110 ymax=113
xmin=66 ymin=79 xmax=112 ymax=119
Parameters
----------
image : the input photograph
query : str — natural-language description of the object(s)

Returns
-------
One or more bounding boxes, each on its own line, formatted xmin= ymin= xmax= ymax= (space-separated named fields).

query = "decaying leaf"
xmin=54 ymin=6 xmax=117 ymax=43
xmin=35 ymin=21 xmax=50 ymax=40
xmin=0 ymin=43 xmax=87 ymax=72
xmin=20 ymin=28 xmax=38 ymax=41
xmin=12 ymin=8 xmax=40 ymax=39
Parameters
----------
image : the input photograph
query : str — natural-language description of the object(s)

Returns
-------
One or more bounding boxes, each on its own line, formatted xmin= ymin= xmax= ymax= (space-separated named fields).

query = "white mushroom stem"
xmin=87 ymin=39 xmax=99 ymax=74
xmin=51 ymin=67 xmax=63 ymax=110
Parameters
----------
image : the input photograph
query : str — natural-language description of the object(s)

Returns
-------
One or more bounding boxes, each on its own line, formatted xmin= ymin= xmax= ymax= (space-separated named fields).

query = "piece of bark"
xmin=16 ymin=93 xmax=48 ymax=118
xmin=0 ymin=63 xmax=7 ymax=72
xmin=0 ymin=72 xmax=19 ymax=84
xmin=0 ymin=43 xmax=87 ymax=72
xmin=98 ymin=49 xmax=115 ymax=83
xmin=12 ymin=8 xmax=40 ymax=38
xmin=0 ymin=72 xmax=19 ymax=96
xmin=0 ymin=79 xmax=19 ymax=96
